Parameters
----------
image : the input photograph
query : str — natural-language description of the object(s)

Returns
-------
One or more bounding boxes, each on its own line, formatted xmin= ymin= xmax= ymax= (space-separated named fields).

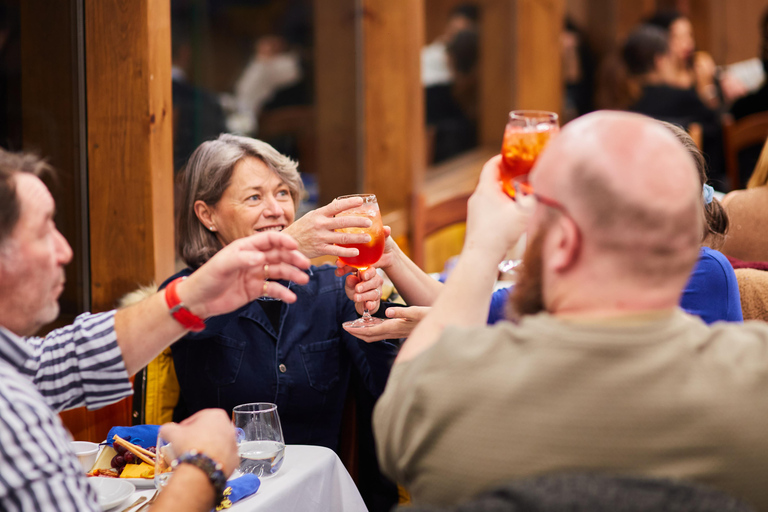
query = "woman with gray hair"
xmin=162 ymin=134 xmax=399 ymax=452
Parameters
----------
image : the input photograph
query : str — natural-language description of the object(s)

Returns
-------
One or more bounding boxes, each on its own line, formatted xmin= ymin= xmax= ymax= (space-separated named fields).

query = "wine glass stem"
xmin=359 ymin=268 xmax=372 ymax=321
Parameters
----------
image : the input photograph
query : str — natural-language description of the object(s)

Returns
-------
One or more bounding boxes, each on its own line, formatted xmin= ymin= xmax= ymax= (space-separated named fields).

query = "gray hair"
xmin=177 ymin=134 xmax=304 ymax=268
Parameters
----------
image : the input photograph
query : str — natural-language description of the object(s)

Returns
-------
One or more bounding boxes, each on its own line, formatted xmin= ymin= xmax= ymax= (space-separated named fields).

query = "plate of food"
xmin=88 ymin=477 xmax=135 ymax=511
xmin=86 ymin=435 xmax=157 ymax=489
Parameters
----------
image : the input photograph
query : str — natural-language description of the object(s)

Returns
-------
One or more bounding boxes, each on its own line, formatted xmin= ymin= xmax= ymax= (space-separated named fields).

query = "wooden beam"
xmin=479 ymin=0 xmax=566 ymax=147
xmin=60 ymin=0 xmax=176 ymax=441
xmin=361 ymin=0 xmax=426 ymax=216
xmin=314 ymin=0 xmax=359 ymax=205
xmin=585 ymin=0 xmax=656 ymax=58
xmin=20 ymin=0 xmax=88 ymax=321
xmin=85 ymin=0 xmax=175 ymax=311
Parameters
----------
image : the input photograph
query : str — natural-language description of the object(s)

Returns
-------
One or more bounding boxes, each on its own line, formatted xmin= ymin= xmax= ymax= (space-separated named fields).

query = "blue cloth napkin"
xmin=106 ymin=425 xmax=160 ymax=449
xmin=214 ymin=474 xmax=261 ymax=510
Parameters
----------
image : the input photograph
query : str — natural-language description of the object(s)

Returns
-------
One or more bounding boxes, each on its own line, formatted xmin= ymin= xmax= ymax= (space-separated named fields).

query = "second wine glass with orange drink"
xmin=500 ymin=110 xmax=559 ymax=197
xmin=498 ymin=110 xmax=559 ymax=274
xmin=334 ymin=194 xmax=386 ymax=328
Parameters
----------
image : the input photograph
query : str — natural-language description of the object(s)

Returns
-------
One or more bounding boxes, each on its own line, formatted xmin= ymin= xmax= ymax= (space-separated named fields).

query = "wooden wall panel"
xmin=60 ymin=0 xmax=175 ymax=442
xmin=692 ymin=0 xmax=764 ymax=65
xmin=479 ymin=0 xmax=565 ymax=147
xmin=584 ymin=0 xmax=656 ymax=57
xmin=516 ymin=0 xmax=567 ymax=113
xmin=19 ymin=0 xmax=88 ymax=324
xmin=86 ymin=0 xmax=175 ymax=310
xmin=314 ymin=0 xmax=359 ymax=205
xmin=362 ymin=0 xmax=426 ymax=216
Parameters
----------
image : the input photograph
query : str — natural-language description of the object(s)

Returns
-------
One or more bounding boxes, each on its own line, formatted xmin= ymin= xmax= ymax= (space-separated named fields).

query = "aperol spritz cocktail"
xmin=335 ymin=194 xmax=385 ymax=327
xmin=500 ymin=111 xmax=559 ymax=197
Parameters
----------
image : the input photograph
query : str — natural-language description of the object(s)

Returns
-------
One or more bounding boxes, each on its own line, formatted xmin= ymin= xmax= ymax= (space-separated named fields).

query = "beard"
xmin=507 ymin=223 xmax=547 ymax=321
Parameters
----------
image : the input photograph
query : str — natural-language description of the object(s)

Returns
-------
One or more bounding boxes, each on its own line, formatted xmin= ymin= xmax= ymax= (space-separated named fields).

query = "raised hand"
xmin=159 ymin=409 xmax=239 ymax=476
xmin=178 ymin=231 xmax=311 ymax=319
xmin=465 ymin=155 xmax=531 ymax=260
xmin=282 ymin=196 xmax=375 ymax=259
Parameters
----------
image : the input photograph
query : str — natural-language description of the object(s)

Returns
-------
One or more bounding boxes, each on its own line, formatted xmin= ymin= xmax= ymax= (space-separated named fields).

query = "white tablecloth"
xmin=126 ymin=445 xmax=368 ymax=512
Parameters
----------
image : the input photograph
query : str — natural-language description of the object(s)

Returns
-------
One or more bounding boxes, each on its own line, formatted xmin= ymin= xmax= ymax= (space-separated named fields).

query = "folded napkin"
xmin=215 ymin=474 xmax=261 ymax=511
xmin=106 ymin=425 xmax=160 ymax=449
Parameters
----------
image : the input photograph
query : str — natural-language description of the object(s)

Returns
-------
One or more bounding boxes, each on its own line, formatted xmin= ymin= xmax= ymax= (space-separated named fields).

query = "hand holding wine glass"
xmin=334 ymin=194 xmax=386 ymax=328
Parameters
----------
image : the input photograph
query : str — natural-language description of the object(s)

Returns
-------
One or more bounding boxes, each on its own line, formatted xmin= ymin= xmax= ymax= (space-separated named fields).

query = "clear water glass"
xmin=232 ymin=402 xmax=286 ymax=478
xmin=154 ymin=433 xmax=175 ymax=489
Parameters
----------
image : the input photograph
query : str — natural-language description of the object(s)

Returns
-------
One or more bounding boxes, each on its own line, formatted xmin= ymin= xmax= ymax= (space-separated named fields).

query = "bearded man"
xmin=370 ymin=112 xmax=768 ymax=510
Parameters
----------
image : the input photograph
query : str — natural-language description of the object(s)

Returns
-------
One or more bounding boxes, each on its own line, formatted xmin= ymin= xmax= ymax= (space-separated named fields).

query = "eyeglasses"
xmin=512 ymin=174 xmax=571 ymax=218
xmin=512 ymin=174 xmax=583 ymax=250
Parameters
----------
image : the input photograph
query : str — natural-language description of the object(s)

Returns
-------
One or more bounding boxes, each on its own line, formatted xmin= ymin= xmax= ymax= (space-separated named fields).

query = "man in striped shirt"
xmin=0 ymin=149 xmax=311 ymax=511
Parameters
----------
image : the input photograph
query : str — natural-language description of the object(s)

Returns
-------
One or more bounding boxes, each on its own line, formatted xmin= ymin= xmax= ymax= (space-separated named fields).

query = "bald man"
xmin=373 ymin=112 xmax=768 ymax=509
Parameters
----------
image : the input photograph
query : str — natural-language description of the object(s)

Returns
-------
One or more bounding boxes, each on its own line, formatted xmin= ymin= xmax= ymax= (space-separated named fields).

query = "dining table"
xmin=118 ymin=445 xmax=368 ymax=512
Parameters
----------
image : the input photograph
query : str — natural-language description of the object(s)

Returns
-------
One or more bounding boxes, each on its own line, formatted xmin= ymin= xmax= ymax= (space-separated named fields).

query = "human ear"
xmin=548 ymin=216 xmax=580 ymax=273
xmin=194 ymin=201 xmax=215 ymax=231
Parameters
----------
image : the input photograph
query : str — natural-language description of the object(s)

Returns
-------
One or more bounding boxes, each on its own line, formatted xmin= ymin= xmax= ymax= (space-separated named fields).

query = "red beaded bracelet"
xmin=165 ymin=277 xmax=206 ymax=332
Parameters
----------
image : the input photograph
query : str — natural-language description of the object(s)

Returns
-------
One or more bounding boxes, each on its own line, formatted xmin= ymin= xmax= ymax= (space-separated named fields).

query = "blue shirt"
xmin=487 ymin=247 xmax=743 ymax=325
xmin=163 ymin=265 xmax=398 ymax=451
xmin=680 ymin=246 xmax=743 ymax=324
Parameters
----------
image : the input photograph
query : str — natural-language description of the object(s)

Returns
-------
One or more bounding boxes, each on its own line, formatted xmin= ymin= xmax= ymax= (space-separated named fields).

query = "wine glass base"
xmin=343 ymin=316 xmax=384 ymax=328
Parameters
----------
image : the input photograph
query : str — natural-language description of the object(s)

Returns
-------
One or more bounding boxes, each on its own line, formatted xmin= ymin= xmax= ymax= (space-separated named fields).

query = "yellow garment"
xmin=143 ymin=347 xmax=179 ymax=425
xmin=120 ymin=462 xmax=154 ymax=479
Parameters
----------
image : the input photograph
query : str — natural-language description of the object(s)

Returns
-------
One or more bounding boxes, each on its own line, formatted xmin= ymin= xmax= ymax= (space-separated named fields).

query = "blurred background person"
xmin=426 ymin=27 xmax=479 ymax=164
xmin=647 ymin=9 xmax=747 ymax=109
xmin=171 ymin=25 xmax=227 ymax=173
xmin=224 ymin=34 xmax=302 ymax=136
xmin=561 ymin=17 xmax=596 ymax=122
xmin=421 ymin=3 xmax=477 ymax=88
xmin=423 ymin=4 xmax=479 ymax=164
xmin=622 ymin=24 xmax=726 ymax=187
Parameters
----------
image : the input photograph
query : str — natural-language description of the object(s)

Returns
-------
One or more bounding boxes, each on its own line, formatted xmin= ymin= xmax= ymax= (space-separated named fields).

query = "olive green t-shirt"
xmin=374 ymin=310 xmax=768 ymax=508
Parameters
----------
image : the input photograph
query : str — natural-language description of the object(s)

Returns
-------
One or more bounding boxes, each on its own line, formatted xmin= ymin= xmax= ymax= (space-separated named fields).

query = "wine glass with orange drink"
xmin=498 ymin=110 xmax=559 ymax=274
xmin=335 ymin=194 xmax=386 ymax=327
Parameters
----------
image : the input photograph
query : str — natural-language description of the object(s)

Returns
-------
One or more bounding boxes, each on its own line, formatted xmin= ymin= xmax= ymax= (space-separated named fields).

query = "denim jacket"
xmin=162 ymin=265 xmax=398 ymax=451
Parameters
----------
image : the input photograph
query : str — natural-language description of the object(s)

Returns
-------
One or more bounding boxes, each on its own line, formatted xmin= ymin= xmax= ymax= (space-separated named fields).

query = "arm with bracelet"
xmin=151 ymin=410 xmax=238 ymax=512
xmin=114 ymin=231 xmax=310 ymax=376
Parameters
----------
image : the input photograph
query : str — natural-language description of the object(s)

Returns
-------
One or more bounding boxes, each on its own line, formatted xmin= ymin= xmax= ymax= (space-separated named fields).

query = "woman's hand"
xmin=344 ymin=267 xmax=384 ymax=315
xmin=282 ymin=196 xmax=374 ymax=259
xmin=335 ymin=226 xmax=396 ymax=277
xmin=343 ymin=306 xmax=430 ymax=343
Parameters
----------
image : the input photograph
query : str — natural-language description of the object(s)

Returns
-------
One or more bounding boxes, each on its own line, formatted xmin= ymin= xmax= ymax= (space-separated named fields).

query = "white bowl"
xmin=71 ymin=441 xmax=100 ymax=472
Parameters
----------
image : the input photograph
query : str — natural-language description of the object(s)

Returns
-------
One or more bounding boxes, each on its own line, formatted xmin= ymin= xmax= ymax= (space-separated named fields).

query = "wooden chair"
xmin=722 ymin=112 xmax=768 ymax=190
xmin=411 ymin=191 xmax=473 ymax=271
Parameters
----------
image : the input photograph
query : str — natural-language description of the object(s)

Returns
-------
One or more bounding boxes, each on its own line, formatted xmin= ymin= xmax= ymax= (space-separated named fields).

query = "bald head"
xmin=532 ymin=111 xmax=702 ymax=284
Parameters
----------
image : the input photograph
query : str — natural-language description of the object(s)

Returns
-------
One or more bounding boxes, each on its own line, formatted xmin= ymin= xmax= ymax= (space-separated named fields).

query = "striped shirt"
xmin=0 ymin=311 xmax=132 ymax=512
